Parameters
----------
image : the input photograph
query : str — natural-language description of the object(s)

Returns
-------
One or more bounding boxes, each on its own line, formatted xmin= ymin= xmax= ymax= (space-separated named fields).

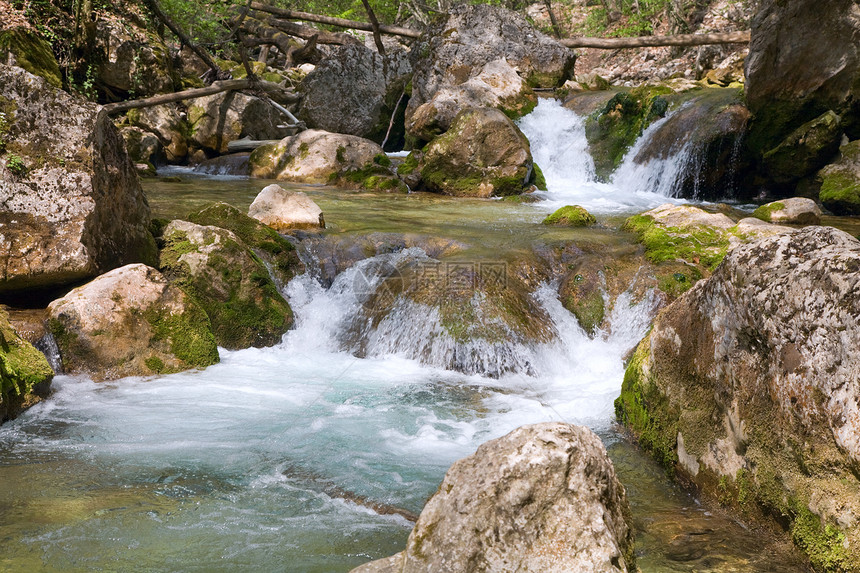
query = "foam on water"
xmin=517 ymin=98 xmax=687 ymax=214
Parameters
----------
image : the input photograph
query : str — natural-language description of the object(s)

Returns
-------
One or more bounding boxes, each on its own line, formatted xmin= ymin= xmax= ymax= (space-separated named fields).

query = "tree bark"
xmin=101 ymin=79 xmax=299 ymax=115
xmin=361 ymin=0 xmax=387 ymax=56
xmin=544 ymin=0 xmax=562 ymax=39
xmin=560 ymin=30 xmax=750 ymax=49
xmin=249 ymin=2 xmax=422 ymax=38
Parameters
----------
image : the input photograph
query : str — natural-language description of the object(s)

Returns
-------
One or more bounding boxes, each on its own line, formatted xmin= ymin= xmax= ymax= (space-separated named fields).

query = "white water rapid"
xmin=518 ymin=98 xmax=692 ymax=213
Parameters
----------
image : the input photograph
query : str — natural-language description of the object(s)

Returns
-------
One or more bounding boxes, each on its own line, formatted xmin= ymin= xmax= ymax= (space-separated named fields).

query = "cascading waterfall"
xmin=518 ymin=98 xmax=692 ymax=212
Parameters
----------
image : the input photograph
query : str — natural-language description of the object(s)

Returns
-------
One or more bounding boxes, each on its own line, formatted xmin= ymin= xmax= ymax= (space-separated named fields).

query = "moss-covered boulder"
xmin=542 ymin=205 xmax=596 ymax=227
xmin=0 ymin=307 xmax=53 ymax=423
xmin=615 ymin=226 xmax=860 ymax=572
xmin=622 ymin=203 xmax=797 ymax=294
xmin=409 ymin=108 xmax=538 ymax=197
xmin=752 ymin=197 xmax=821 ymax=225
xmin=406 ymin=3 xmax=574 ymax=143
xmin=818 ymin=139 xmax=860 ymax=215
xmin=185 ymin=201 xmax=303 ymax=288
xmin=761 ymin=110 xmax=843 ymax=185
xmin=158 ymin=220 xmax=293 ymax=349
xmin=249 ymin=129 xmax=406 ymax=192
xmin=0 ymin=27 xmax=61 ymax=88
xmin=584 ymin=86 xmax=671 ymax=181
xmin=625 ymin=87 xmax=751 ymax=200
xmin=47 ymin=264 xmax=218 ymax=381
xmin=0 ymin=64 xmax=157 ymax=294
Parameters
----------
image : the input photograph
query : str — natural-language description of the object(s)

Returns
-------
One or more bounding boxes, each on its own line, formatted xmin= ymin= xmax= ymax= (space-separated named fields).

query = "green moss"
xmin=542 ymin=205 xmax=596 ymax=227
xmin=656 ymin=269 xmax=701 ymax=298
xmin=752 ymin=201 xmax=786 ymax=222
xmin=567 ymin=290 xmax=605 ymax=334
xmin=819 ymin=169 xmax=860 ymax=216
xmin=298 ymin=142 xmax=310 ymax=159
xmin=144 ymin=302 xmax=219 ymax=369
xmin=0 ymin=311 xmax=53 ymax=411
xmin=144 ymin=356 xmax=166 ymax=373
xmin=335 ymin=145 xmax=346 ymax=164
xmin=373 ymin=153 xmax=392 ymax=167
xmin=397 ymin=151 xmax=420 ymax=175
xmin=0 ymin=28 xmax=62 ymax=88
xmin=790 ymin=503 xmax=851 ymax=572
xmin=623 ymin=214 xmax=729 ymax=271
xmin=336 ymin=162 xmax=407 ymax=193
xmin=585 ymin=87 xmax=671 ymax=181
xmin=531 ymin=163 xmax=547 ymax=191
xmin=614 ymin=339 xmax=679 ymax=473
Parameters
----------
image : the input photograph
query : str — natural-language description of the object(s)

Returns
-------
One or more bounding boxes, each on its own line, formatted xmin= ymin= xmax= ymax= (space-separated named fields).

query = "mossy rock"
xmin=752 ymin=201 xmax=786 ymax=222
xmin=186 ymin=202 xmax=303 ymax=286
xmin=762 ymin=110 xmax=843 ymax=184
xmin=0 ymin=308 xmax=53 ymax=423
xmin=818 ymin=140 xmax=860 ymax=216
xmin=560 ymin=268 xmax=605 ymax=335
xmin=542 ymin=205 xmax=596 ymax=227
xmin=622 ymin=211 xmax=730 ymax=272
xmin=584 ymin=85 xmax=671 ymax=181
xmin=0 ymin=28 xmax=62 ymax=88
xmin=159 ymin=220 xmax=293 ymax=350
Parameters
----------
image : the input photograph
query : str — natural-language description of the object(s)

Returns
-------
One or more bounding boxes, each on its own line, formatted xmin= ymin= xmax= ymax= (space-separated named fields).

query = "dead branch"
xmin=249 ymin=2 xmax=422 ymax=39
xmin=102 ymin=79 xmax=300 ymax=115
xmin=560 ymin=30 xmax=750 ymax=49
xmin=141 ymin=0 xmax=225 ymax=80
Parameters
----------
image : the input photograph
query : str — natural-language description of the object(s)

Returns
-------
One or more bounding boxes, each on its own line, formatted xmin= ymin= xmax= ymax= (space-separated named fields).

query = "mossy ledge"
xmin=1 ymin=309 xmax=53 ymax=423
xmin=622 ymin=214 xmax=729 ymax=271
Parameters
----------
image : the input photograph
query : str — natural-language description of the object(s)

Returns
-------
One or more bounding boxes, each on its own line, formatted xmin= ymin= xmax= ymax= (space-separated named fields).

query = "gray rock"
xmin=299 ymin=45 xmax=411 ymax=147
xmin=47 ymin=264 xmax=219 ymax=381
xmin=94 ymin=19 xmax=175 ymax=97
xmin=187 ymin=91 xmax=288 ymax=156
xmin=406 ymin=4 xmax=574 ymax=142
xmin=616 ymin=226 xmax=860 ymax=571
xmin=352 ymin=422 xmax=635 ymax=573
xmin=0 ymin=64 xmax=157 ymax=293
xmin=745 ymin=0 xmax=860 ymax=172
xmin=248 ymin=184 xmax=324 ymax=231
xmin=752 ymin=197 xmax=821 ymax=225
xmin=126 ymin=103 xmax=189 ymax=163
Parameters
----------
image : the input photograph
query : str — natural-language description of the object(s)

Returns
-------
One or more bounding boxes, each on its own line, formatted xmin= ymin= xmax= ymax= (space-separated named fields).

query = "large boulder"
xmin=744 ymin=0 xmax=860 ymax=184
xmin=352 ymin=423 xmax=635 ymax=573
xmin=0 ymin=27 xmax=62 ymax=88
xmin=403 ymin=107 xmax=538 ymax=197
xmin=760 ymin=110 xmax=843 ymax=185
xmin=94 ymin=18 xmax=175 ymax=97
xmin=298 ymin=45 xmax=411 ymax=148
xmin=406 ymin=4 xmax=575 ymax=143
xmin=615 ymin=226 xmax=860 ymax=572
xmin=158 ymin=220 xmax=293 ymax=349
xmin=249 ymin=129 xmax=405 ymax=192
xmin=47 ymin=264 xmax=219 ymax=381
xmin=248 ymin=184 xmax=324 ymax=231
xmin=0 ymin=65 xmax=157 ymax=293
xmin=0 ymin=307 xmax=53 ymax=424
xmin=624 ymin=88 xmax=751 ymax=199
xmin=187 ymin=91 xmax=287 ymax=156
xmin=818 ymin=139 xmax=860 ymax=215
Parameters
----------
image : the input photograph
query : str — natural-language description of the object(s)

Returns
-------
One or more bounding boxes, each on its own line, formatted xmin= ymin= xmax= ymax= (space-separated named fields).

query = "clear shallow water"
xmin=0 ymin=104 xmax=813 ymax=572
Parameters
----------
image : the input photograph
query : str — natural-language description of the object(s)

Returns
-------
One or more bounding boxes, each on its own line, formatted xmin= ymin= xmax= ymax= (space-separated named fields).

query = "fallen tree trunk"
xmin=249 ymin=2 xmax=421 ymax=38
xmin=264 ymin=16 xmax=361 ymax=46
xmin=102 ymin=79 xmax=300 ymax=115
xmin=560 ymin=30 xmax=750 ymax=48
